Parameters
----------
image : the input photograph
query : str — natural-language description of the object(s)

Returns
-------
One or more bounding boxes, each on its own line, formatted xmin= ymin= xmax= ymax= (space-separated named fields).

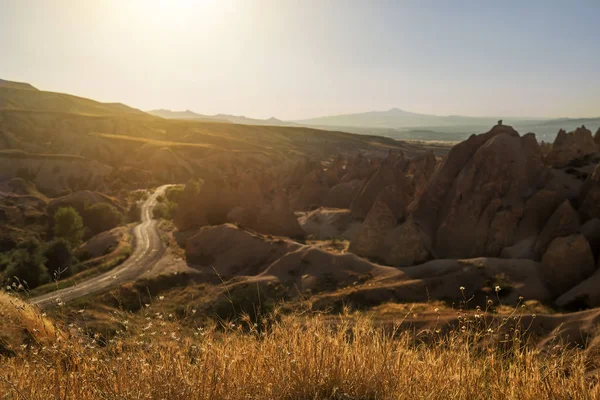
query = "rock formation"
xmin=578 ymin=164 xmax=600 ymax=221
xmin=411 ymin=124 xmax=550 ymax=259
xmin=255 ymin=191 xmax=305 ymax=238
xmin=545 ymin=126 xmax=596 ymax=168
xmin=533 ymin=200 xmax=580 ymax=259
xmin=540 ymin=234 xmax=595 ymax=296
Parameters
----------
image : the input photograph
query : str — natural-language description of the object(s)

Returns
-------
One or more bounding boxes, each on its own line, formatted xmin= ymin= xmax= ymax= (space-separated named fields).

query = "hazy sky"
xmin=1 ymin=0 xmax=599 ymax=120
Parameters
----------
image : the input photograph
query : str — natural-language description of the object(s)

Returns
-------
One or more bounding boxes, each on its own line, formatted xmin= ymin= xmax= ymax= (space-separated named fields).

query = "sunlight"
xmin=130 ymin=0 xmax=223 ymax=27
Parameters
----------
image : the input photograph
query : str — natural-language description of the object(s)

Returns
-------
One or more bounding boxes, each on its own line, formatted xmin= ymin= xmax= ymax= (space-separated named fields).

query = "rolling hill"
xmin=148 ymin=109 xmax=294 ymax=127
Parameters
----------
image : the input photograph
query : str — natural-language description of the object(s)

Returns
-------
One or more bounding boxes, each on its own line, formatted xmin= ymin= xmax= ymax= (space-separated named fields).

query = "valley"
xmin=2 ymin=80 xmax=600 ymax=399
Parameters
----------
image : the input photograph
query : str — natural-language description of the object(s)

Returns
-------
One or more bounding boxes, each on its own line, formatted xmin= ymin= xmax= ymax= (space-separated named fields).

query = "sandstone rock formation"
xmin=348 ymin=198 xmax=397 ymax=260
xmin=322 ymin=179 xmax=364 ymax=209
xmin=290 ymin=168 xmax=330 ymax=210
xmin=578 ymin=164 xmax=600 ymax=221
xmin=546 ymin=126 xmax=597 ymax=168
xmin=581 ymin=218 xmax=600 ymax=260
xmin=298 ymin=208 xmax=360 ymax=240
xmin=255 ymin=191 xmax=305 ymax=238
xmin=381 ymin=217 xmax=431 ymax=266
xmin=185 ymin=224 xmax=301 ymax=276
xmin=533 ymin=200 xmax=580 ymax=259
xmin=411 ymin=124 xmax=550 ymax=260
xmin=540 ymin=234 xmax=595 ymax=296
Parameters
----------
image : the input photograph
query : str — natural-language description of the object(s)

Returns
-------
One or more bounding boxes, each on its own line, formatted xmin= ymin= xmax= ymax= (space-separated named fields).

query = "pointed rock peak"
xmin=574 ymin=125 xmax=592 ymax=135
xmin=488 ymin=122 xmax=519 ymax=137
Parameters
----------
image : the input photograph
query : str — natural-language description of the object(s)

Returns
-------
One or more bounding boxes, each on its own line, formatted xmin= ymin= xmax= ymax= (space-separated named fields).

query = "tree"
xmin=54 ymin=207 xmax=84 ymax=247
xmin=83 ymin=203 xmax=123 ymax=235
xmin=44 ymin=239 xmax=76 ymax=280
xmin=4 ymin=239 xmax=49 ymax=289
xmin=127 ymin=202 xmax=141 ymax=223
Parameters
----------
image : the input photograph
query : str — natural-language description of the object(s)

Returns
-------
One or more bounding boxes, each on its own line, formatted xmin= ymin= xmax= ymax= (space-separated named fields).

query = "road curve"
xmin=31 ymin=185 xmax=174 ymax=308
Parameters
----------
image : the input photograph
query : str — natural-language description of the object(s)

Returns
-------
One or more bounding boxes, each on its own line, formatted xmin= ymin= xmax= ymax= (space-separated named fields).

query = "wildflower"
xmin=495 ymin=285 xmax=501 ymax=292
xmin=460 ymin=286 xmax=465 ymax=291
xmin=158 ymin=296 xmax=164 ymax=300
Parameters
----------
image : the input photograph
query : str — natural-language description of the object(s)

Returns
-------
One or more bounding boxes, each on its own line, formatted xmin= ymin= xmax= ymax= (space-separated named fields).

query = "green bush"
xmin=83 ymin=203 xmax=123 ymax=235
xmin=3 ymin=239 xmax=49 ymax=289
xmin=152 ymin=202 xmax=177 ymax=220
xmin=54 ymin=207 xmax=84 ymax=247
xmin=166 ymin=186 xmax=185 ymax=203
xmin=44 ymin=238 xmax=76 ymax=280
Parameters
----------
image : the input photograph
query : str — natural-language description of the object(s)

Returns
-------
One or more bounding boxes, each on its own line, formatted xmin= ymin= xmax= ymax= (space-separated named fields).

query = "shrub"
xmin=166 ymin=186 xmax=185 ymax=203
xmin=43 ymin=238 xmax=76 ymax=280
xmin=54 ymin=207 xmax=84 ymax=247
xmin=127 ymin=202 xmax=141 ymax=223
xmin=3 ymin=239 xmax=49 ymax=288
xmin=152 ymin=202 xmax=176 ymax=220
xmin=83 ymin=203 xmax=123 ymax=235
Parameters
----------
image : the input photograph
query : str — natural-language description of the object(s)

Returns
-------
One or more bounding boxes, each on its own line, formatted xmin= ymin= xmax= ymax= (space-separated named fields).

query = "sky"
xmin=1 ymin=0 xmax=599 ymax=120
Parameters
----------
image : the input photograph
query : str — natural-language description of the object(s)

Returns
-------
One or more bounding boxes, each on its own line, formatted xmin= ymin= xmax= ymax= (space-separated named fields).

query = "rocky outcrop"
xmin=382 ymin=217 xmax=431 ymax=266
xmin=256 ymin=191 xmax=305 ymax=238
xmin=350 ymin=153 xmax=409 ymax=220
xmin=500 ymin=237 xmax=536 ymax=259
xmin=555 ymin=270 xmax=600 ymax=309
xmin=322 ymin=179 xmax=364 ymax=209
xmin=595 ymin=128 xmax=600 ymax=148
xmin=298 ymin=208 xmax=360 ymax=240
xmin=578 ymin=164 xmax=600 ymax=221
xmin=411 ymin=124 xmax=550 ymax=260
xmin=340 ymin=153 xmax=377 ymax=182
xmin=348 ymin=198 xmax=397 ymax=260
xmin=546 ymin=126 xmax=597 ymax=168
xmin=540 ymin=234 xmax=595 ymax=296
xmin=511 ymin=188 xmax=566 ymax=242
xmin=581 ymin=218 xmax=600 ymax=260
xmin=185 ymin=224 xmax=301 ymax=276
xmin=405 ymin=151 xmax=437 ymax=200
xmin=290 ymin=168 xmax=330 ymax=210
xmin=533 ymin=200 xmax=580 ymax=259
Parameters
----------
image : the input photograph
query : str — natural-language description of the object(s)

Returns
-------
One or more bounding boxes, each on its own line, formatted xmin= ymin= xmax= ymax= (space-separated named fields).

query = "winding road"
xmin=31 ymin=185 xmax=173 ymax=308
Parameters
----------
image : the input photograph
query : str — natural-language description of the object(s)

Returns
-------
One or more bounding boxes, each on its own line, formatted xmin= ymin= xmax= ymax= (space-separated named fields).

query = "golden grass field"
xmin=1 ymin=291 xmax=600 ymax=400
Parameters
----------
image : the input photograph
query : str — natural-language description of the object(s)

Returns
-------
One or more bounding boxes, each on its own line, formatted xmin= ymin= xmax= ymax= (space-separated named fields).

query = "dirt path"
xmin=31 ymin=185 xmax=173 ymax=308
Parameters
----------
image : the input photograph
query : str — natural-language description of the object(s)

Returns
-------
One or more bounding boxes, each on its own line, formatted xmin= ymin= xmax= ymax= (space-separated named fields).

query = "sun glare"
xmin=131 ymin=0 xmax=222 ymax=26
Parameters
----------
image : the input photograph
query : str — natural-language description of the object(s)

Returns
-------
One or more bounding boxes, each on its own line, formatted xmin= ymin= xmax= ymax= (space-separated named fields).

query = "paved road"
xmin=31 ymin=185 xmax=173 ymax=308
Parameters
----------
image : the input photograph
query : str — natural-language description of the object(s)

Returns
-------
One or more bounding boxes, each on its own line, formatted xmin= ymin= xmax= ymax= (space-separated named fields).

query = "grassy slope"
xmin=0 ymin=302 xmax=597 ymax=399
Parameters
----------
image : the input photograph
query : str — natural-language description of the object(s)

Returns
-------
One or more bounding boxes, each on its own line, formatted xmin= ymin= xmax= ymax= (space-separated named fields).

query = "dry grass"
xmin=1 ymin=293 xmax=600 ymax=400
xmin=0 ymin=292 xmax=62 ymax=356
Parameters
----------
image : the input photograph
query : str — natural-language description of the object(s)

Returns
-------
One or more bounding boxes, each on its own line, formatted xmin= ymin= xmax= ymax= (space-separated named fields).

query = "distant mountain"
xmin=294 ymin=108 xmax=545 ymax=130
xmin=0 ymin=79 xmax=146 ymax=117
xmin=148 ymin=109 xmax=294 ymax=127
